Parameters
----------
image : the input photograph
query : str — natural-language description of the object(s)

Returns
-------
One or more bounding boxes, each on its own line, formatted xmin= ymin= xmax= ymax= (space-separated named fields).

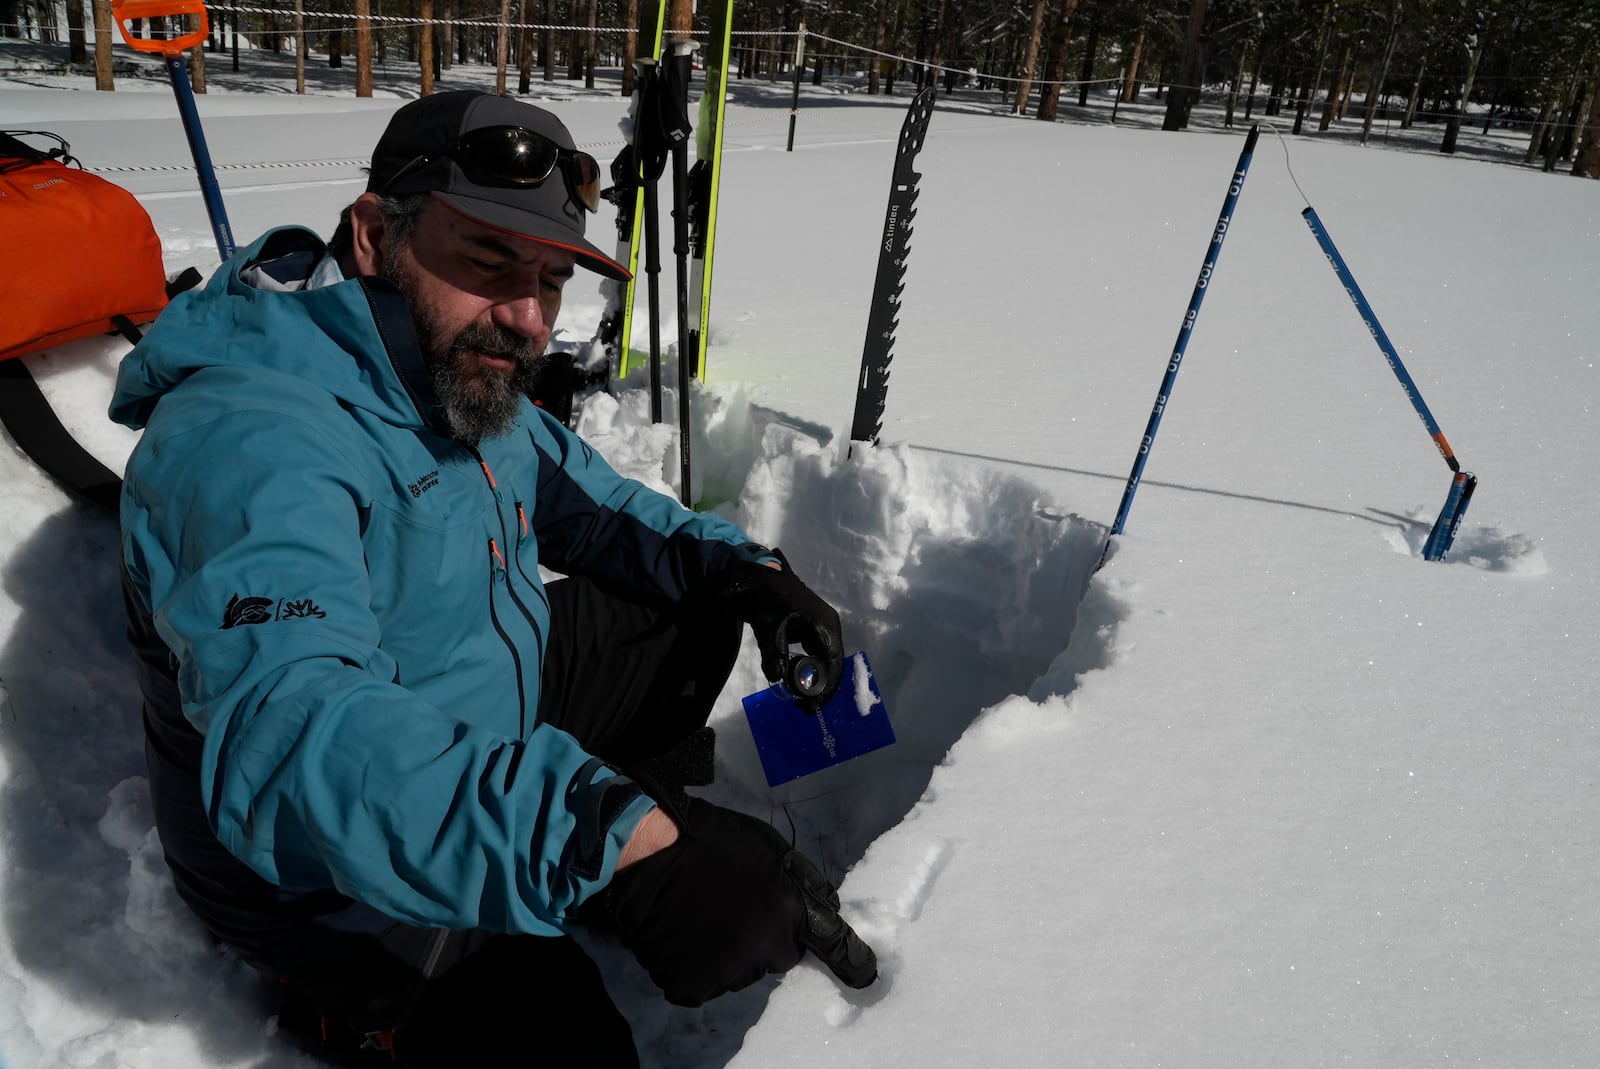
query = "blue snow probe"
xmin=164 ymin=53 xmax=234 ymax=259
xmin=1110 ymin=125 xmax=1260 ymax=539
xmin=1301 ymin=206 xmax=1476 ymax=561
xmin=112 ymin=0 xmax=235 ymax=260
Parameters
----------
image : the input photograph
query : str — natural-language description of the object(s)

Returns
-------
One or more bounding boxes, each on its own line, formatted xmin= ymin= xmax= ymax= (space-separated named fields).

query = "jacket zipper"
xmin=485 ymin=537 xmax=529 ymax=735
xmin=474 ymin=452 xmax=546 ymax=735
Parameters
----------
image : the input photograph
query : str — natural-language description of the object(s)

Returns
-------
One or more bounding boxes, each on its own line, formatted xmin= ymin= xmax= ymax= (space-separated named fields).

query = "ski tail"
xmin=687 ymin=0 xmax=735 ymax=382
xmin=848 ymin=87 xmax=936 ymax=449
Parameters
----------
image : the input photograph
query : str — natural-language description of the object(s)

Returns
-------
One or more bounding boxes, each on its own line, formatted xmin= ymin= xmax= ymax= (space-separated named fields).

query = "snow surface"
xmin=3 ymin=41 xmax=1598 ymax=1069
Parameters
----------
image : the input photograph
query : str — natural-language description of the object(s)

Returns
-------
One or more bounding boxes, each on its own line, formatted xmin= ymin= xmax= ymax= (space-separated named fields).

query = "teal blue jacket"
xmin=112 ymin=228 xmax=765 ymax=939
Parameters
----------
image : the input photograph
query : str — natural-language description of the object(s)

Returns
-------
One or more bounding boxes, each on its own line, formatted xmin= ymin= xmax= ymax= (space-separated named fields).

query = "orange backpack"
xmin=1 ymin=130 xmax=194 ymax=511
xmin=1 ymin=130 xmax=170 ymax=362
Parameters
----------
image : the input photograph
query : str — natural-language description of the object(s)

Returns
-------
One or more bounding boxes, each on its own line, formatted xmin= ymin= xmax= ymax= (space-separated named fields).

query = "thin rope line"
xmin=1259 ymin=119 xmax=1312 ymax=208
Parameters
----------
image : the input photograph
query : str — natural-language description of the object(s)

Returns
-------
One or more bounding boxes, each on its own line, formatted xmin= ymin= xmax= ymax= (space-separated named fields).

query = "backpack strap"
xmin=0 ymin=267 xmax=205 ymax=514
xmin=0 ymin=358 xmax=122 ymax=513
xmin=0 ymin=128 xmax=79 ymax=173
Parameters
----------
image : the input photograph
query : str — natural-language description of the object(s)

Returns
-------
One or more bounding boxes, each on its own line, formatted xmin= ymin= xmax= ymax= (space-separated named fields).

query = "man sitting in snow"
xmin=111 ymin=90 xmax=875 ymax=1066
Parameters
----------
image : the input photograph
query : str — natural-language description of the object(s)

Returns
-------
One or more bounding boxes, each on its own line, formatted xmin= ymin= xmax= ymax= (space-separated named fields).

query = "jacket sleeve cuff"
xmin=729 ymin=541 xmax=780 ymax=568
xmin=561 ymin=762 xmax=660 ymax=915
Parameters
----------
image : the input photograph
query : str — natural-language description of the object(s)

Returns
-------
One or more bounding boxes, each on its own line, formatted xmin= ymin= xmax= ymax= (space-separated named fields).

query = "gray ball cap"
xmin=368 ymin=91 xmax=629 ymax=280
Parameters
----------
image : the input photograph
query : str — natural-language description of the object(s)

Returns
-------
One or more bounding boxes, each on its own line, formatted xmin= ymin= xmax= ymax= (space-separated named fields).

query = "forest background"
xmin=4 ymin=0 xmax=1600 ymax=179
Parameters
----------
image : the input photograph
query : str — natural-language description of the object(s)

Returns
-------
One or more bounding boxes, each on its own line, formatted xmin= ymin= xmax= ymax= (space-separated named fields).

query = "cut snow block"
xmin=742 ymin=651 xmax=895 ymax=787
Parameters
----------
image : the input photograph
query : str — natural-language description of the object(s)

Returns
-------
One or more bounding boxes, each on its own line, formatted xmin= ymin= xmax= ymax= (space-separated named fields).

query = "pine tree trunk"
xmin=37 ymin=0 xmax=59 ymax=44
xmin=887 ymin=0 xmax=909 ymax=94
xmin=1300 ymin=0 xmax=1333 ymax=134
xmin=1161 ymin=0 xmax=1206 ymax=131
xmin=1524 ymin=96 xmax=1556 ymax=164
xmin=1339 ymin=49 xmax=1360 ymax=118
xmin=1441 ymin=29 xmax=1487 ymax=154
xmin=419 ymin=0 xmax=433 ymax=94
xmin=1545 ymin=77 xmax=1581 ymax=170
xmin=441 ymin=0 xmax=453 ymax=70
xmin=517 ymin=20 xmax=532 ymax=93
xmin=91 ymin=0 xmax=115 ymax=87
xmin=1562 ymin=75 xmax=1595 ymax=162
xmin=1121 ymin=24 xmax=1144 ymax=103
xmin=620 ymin=0 xmax=638 ymax=94
xmin=1013 ymin=0 xmax=1048 ymax=115
xmin=493 ymin=0 xmax=509 ymax=93
xmin=356 ymin=0 xmax=374 ymax=97
xmin=1360 ymin=11 xmax=1400 ymax=146
xmin=812 ymin=1 xmax=829 ymax=86
xmin=1035 ymin=0 xmax=1080 ymax=123
xmin=543 ymin=0 xmax=555 ymax=83
xmin=928 ymin=0 xmax=948 ymax=96
xmin=584 ymin=0 xmax=598 ymax=89
xmin=1541 ymin=85 xmax=1569 ymax=169
xmin=1573 ymin=65 xmax=1600 ymax=178
xmin=1320 ymin=43 xmax=1351 ymax=130
xmin=1402 ymin=52 xmax=1425 ymax=127
xmin=188 ymin=14 xmax=206 ymax=92
xmin=1076 ymin=9 xmax=1098 ymax=107
xmin=295 ymin=0 xmax=306 ymax=93
xmin=1292 ymin=71 xmax=1313 ymax=135
xmin=1224 ymin=38 xmax=1247 ymax=127
xmin=65 ymin=0 xmax=87 ymax=64
xmin=868 ymin=0 xmax=886 ymax=94
xmin=1243 ymin=45 xmax=1263 ymax=120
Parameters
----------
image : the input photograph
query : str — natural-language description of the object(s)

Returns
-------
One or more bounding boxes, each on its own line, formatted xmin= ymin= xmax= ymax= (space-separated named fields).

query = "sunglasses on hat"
xmin=378 ymin=125 xmax=603 ymax=213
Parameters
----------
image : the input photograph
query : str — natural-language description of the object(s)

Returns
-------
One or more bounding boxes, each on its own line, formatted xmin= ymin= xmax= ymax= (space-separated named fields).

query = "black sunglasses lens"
xmin=570 ymin=153 xmax=602 ymax=213
xmin=451 ymin=126 xmax=602 ymax=213
xmin=458 ymin=127 xmax=560 ymax=185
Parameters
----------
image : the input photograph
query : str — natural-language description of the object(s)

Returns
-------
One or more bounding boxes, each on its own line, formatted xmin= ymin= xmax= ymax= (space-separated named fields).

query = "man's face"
xmin=377 ymin=199 xmax=578 ymax=444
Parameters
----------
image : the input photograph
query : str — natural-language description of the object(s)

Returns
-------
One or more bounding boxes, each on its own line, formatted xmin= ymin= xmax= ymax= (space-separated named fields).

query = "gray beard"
xmin=424 ymin=322 xmax=541 ymax=446
xmin=386 ymin=258 xmax=542 ymax=445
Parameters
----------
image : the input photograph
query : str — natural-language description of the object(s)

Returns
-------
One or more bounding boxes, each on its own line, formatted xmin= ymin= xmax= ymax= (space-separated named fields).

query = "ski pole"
xmin=1300 ymin=205 xmax=1476 ymax=561
xmin=643 ymin=170 xmax=664 ymax=425
xmin=633 ymin=59 xmax=667 ymax=424
xmin=111 ymin=0 xmax=235 ymax=260
xmin=666 ymin=43 xmax=696 ymax=506
xmin=1111 ymin=124 xmax=1259 ymax=537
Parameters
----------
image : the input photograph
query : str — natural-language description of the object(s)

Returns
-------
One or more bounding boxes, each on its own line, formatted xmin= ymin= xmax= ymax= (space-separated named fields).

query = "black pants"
xmin=277 ymin=577 xmax=742 ymax=1068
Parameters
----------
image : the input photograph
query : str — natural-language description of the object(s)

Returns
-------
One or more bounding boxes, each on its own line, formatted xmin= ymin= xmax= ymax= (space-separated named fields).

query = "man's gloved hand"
xmin=715 ymin=549 xmax=845 ymax=713
xmin=593 ymin=795 xmax=877 ymax=1007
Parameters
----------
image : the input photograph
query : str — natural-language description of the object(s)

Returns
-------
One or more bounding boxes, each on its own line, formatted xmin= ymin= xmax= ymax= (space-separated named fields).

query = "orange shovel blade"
xmin=111 ymin=0 xmax=209 ymax=55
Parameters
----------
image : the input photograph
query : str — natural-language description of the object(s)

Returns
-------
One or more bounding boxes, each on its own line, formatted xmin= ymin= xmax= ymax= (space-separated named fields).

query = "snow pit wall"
xmin=689 ymin=396 xmax=1119 ymax=875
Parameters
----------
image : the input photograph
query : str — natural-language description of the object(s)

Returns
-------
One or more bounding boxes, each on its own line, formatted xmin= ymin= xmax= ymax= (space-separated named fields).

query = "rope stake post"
xmin=1110 ymin=124 xmax=1260 ymax=539
xmin=787 ymin=24 xmax=806 ymax=152
xmin=112 ymin=0 xmax=235 ymax=260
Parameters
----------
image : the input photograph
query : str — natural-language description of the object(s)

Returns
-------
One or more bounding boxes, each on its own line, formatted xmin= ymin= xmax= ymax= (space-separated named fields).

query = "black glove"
xmin=591 ymin=796 xmax=878 ymax=1007
xmin=715 ymin=549 xmax=845 ymax=713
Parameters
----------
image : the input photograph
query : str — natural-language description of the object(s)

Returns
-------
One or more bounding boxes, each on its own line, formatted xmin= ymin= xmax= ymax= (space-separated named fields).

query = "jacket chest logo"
xmin=408 ymin=469 xmax=441 ymax=498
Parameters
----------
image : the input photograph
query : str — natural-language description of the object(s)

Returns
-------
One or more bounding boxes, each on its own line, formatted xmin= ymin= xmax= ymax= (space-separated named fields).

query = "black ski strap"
xmin=0 ymin=266 xmax=204 ymax=514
